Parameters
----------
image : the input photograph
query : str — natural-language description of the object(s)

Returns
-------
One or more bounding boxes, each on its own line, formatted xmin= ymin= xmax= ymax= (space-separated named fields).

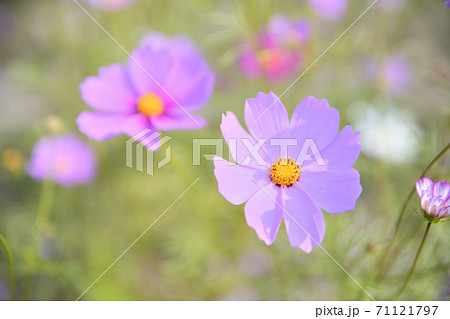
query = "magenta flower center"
xmin=137 ymin=93 xmax=164 ymax=116
xmin=270 ymin=157 xmax=301 ymax=188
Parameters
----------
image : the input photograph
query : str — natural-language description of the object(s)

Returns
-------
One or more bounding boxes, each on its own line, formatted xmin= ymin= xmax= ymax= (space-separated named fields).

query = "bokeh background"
xmin=0 ymin=0 xmax=449 ymax=300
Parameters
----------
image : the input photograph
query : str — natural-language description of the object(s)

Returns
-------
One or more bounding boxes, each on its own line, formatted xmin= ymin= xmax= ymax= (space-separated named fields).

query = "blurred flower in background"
xmin=416 ymin=176 xmax=450 ymax=222
xmin=85 ymin=0 xmax=137 ymax=11
xmin=214 ymin=93 xmax=362 ymax=253
xmin=307 ymin=0 xmax=348 ymax=21
xmin=77 ymin=33 xmax=214 ymax=150
xmin=379 ymin=56 xmax=412 ymax=95
xmin=2 ymin=148 xmax=24 ymax=176
xmin=350 ymin=102 xmax=420 ymax=164
xmin=445 ymin=1 xmax=450 ymax=8
xmin=27 ymin=134 xmax=97 ymax=187
xmin=239 ymin=15 xmax=311 ymax=82
xmin=365 ymin=55 xmax=412 ymax=96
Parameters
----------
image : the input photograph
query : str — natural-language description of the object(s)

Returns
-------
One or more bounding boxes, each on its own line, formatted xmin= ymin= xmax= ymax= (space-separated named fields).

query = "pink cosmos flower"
xmin=86 ymin=0 xmax=137 ymax=11
xmin=27 ymin=134 xmax=97 ymax=187
xmin=416 ymin=176 xmax=450 ymax=222
xmin=213 ymin=92 xmax=362 ymax=253
xmin=77 ymin=33 xmax=214 ymax=150
xmin=307 ymin=0 xmax=348 ymax=21
xmin=239 ymin=15 xmax=311 ymax=82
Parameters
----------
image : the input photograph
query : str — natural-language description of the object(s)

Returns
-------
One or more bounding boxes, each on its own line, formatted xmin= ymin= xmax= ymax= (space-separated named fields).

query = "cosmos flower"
xmin=85 ymin=0 xmax=137 ymax=11
xmin=307 ymin=0 xmax=348 ymax=21
xmin=416 ymin=176 xmax=450 ymax=223
xmin=77 ymin=33 xmax=214 ymax=150
xmin=446 ymin=1 xmax=450 ymax=8
xmin=239 ymin=15 xmax=311 ymax=82
xmin=213 ymin=92 xmax=362 ymax=253
xmin=27 ymin=134 xmax=97 ymax=187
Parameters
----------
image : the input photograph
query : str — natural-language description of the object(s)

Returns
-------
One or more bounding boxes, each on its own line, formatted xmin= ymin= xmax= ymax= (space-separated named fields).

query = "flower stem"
xmin=0 ymin=232 xmax=16 ymax=300
xmin=35 ymin=178 xmax=55 ymax=233
xmin=376 ymin=142 xmax=450 ymax=281
xmin=394 ymin=222 xmax=431 ymax=300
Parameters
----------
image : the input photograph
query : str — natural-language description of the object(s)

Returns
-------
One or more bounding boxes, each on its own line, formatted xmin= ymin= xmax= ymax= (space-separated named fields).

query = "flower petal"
xmin=213 ymin=156 xmax=270 ymax=205
xmin=244 ymin=183 xmax=283 ymax=245
xmin=220 ymin=111 xmax=270 ymax=169
xmin=244 ymin=92 xmax=290 ymax=140
xmin=301 ymin=125 xmax=361 ymax=172
xmin=80 ymin=64 xmax=137 ymax=113
xmin=128 ymin=45 xmax=172 ymax=97
xmin=151 ymin=113 xmax=206 ymax=131
xmin=299 ymin=168 xmax=362 ymax=214
xmin=282 ymin=186 xmax=325 ymax=253
xmin=77 ymin=111 xmax=150 ymax=141
xmin=162 ymin=56 xmax=214 ymax=113
xmin=290 ymin=96 xmax=340 ymax=151
xmin=416 ymin=176 xmax=434 ymax=198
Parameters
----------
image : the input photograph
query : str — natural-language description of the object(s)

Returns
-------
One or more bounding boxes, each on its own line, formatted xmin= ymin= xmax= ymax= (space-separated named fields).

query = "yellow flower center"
xmin=138 ymin=93 xmax=164 ymax=116
xmin=270 ymin=157 xmax=301 ymax=188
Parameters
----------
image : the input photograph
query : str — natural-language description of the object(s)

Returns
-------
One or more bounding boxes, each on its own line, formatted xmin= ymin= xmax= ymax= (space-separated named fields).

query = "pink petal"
xmin=128 ymin=45 xmax=172 ymax=97
xmin=290 ymin=96 xmax=340 ymax=152
xmin=220 ymin=111 xmax=270 ymax=169
xmin=244 ymin=183 xmax=283 ymax=245
xmin=162 ymin=57 xmax=214 ymax=113
xmin=213 ymin=156 xmax=270 ymax=205
xmin=80 ymin=64 xmax=137 ymax=113
xmin=301 ymin=125 xmax=361 ymax=172
xmin=244 ymin=92 xmax=290 ymax=140
xmin=77 ymin=111 xmax=150 ymax=141
xmin=299 ymin=168 xmax=362 ymax=214
xmin=151 ymin=113 xmax=206 ymax=131
xmin=282 ymin=186 xmax=325 ymax=253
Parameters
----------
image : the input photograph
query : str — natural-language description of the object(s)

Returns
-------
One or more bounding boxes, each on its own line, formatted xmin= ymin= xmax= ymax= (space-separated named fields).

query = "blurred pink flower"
xmin=239 ymin=15 xmax=311 ymax=82
xmin=416 ymin=176 xmax=450 ymax=222
xmin=213 ymin=92 xmax=362 ymax=253
xmin=27 ymin=134 xmax=97 ymax=187
xmin=380 ymin=56 xmax=412 ymax=95
xmin=77 ymin=33 xmax=214 ymax=150
xmin=365 ymin=55 xmax=412 ymax=96
xmin=307 ymin=0 xmax=348 ymax=21
xmin=86 ymin=0 xmax=137 ymax=11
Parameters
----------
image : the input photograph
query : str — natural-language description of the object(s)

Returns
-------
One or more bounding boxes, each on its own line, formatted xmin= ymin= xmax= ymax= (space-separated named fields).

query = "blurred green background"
xmin=0 ymin=0 xmax=449 ymax=300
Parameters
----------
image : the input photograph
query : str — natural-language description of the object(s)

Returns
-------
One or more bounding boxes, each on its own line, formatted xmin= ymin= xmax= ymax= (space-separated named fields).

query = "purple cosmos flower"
xmin=213 ymin=92 xmax=362 ymax=253
xmin=239 ymin=15 xmax=311 ymax=82
xmin=416 ymin=176 xmax=450 ymax=222
xmin=446 ymin=1 xmax=450 ymax=8
xmin=85 ymin=0 xmax=137 ymax=10
xmin=307 ymin=0 xmax=348 ymax=21
xmin=27 ymin=134 xmax=97 ymax=187
xmin=77 ymin=33 xmax=214 ymax=150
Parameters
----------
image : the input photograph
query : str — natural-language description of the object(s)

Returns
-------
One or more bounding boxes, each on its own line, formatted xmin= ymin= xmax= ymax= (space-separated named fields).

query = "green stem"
xmin=0 ymin=233 xmax=16 ymax=300
xmin=394 ymin=222 xmax=431 ymax=300
xmin=35 ymin=178 xmax=55 ymax=233
xmin=376 ymin=142 xmax=450 ymax=281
